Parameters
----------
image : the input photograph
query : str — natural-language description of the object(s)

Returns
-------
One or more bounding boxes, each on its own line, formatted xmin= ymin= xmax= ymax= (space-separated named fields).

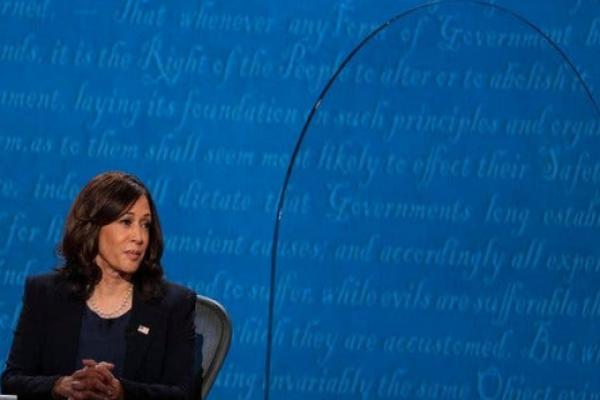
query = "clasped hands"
xmin=52 ymin=359 xmax=123 ymax=400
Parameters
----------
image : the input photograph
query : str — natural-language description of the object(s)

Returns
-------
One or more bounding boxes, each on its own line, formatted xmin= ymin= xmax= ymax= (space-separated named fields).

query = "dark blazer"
xmin=1 ymin=272 xmax=196 ymax=400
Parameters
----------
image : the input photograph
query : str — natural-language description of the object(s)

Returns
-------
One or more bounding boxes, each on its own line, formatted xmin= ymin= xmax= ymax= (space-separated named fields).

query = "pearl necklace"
xmin=88 ymin=285 xmax=133 ymax=318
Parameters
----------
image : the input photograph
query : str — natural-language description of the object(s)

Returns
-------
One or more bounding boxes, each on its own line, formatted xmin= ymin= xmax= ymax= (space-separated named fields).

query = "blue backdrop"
xmin=1 ymin=1 xmax=599 ymax=399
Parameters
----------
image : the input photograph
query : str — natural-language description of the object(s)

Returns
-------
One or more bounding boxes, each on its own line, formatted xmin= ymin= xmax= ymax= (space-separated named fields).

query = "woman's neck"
xmin=88 ymin=267 xmax=134 ymax=318
xmin=93 ymin=276 xmax=132 ymax=297
xmin=93 ymin=261 xmax=133 ymax=297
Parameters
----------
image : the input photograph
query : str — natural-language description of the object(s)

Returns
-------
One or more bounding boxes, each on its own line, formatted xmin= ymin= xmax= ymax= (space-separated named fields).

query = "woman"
xmin=1 ymin=171 xmax=196 ymax=400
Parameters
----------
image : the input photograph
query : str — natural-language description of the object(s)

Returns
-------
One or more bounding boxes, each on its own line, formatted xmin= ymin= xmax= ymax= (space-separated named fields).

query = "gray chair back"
xmin=193 ymin=295 xmax=232 ymax=400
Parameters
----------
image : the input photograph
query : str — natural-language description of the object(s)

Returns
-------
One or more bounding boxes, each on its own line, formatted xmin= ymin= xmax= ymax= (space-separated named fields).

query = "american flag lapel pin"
xmin=137 ymin=325 xmax=150 ymax=335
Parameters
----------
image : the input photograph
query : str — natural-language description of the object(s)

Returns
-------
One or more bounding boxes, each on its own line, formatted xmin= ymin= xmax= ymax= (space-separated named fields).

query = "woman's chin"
xmin=100 ymin=262 xmax=140 ymax=278
xmin=118 ymin=263 xmax=140 ymax=276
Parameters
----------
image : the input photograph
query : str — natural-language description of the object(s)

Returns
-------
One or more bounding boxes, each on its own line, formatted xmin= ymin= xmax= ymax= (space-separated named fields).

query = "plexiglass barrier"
xmin=269 ymin=2 xmax=600 ymax=399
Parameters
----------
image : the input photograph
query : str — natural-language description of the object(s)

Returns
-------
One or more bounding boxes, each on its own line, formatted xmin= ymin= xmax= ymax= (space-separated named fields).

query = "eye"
xmin=142 ymin=220 xmax=152 ymax=230
xmin=119 ymin=218 xmax=132 ymax=226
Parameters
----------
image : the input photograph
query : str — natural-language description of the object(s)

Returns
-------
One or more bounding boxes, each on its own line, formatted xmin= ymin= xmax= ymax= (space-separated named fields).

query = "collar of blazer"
xmin=123 ymin=288 xmax=165 ymax=379
xmin=52 ymin=280 xmax=165 ymax=379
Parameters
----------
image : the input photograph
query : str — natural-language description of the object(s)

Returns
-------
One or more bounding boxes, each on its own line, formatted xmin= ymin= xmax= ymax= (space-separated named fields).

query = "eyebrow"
xmin=123 ymin=211 xmax=152 ymax=218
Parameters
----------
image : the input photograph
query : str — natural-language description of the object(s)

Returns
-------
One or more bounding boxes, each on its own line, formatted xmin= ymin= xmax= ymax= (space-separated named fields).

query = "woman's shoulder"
xmin=159 ymin=279 xmax=196 ymax=306
xmin=25 ymin=271 xmax=68 ymax=291
xmin=22 ymin=271 xmax=71 ymax=303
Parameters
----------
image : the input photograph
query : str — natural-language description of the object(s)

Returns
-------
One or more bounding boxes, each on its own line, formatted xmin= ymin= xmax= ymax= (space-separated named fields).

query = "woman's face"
xmin=95 ymin=195 xmax=151 ymax=278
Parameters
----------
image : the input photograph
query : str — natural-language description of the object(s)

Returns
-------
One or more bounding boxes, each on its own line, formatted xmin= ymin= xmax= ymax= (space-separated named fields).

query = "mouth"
xmin=124 ymin=250 xmax=143 ymax=261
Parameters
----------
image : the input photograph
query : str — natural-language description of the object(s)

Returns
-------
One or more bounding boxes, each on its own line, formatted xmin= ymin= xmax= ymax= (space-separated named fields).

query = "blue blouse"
xmin=76 ymin=306 xmax=131 ymax=377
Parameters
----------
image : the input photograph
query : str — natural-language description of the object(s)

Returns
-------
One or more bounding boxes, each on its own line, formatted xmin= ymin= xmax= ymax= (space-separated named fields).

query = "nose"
xmin=130 ymin=224 xmax=145 ymax=244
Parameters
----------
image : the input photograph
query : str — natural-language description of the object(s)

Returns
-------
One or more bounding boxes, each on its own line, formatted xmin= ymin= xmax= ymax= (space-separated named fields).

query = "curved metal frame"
xmin=263 ymin=1 xmax=600 ymax=400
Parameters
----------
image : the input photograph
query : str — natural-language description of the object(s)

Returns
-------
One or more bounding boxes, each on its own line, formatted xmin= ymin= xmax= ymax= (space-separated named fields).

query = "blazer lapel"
xmin=123 ymin=288 xmax=163 ymax=379
xmin=52 ymin=285 xmax=85 ymax=374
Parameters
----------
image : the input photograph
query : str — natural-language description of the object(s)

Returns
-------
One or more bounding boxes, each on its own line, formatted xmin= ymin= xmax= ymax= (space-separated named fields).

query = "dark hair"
xmin=58 ymin=171 xmax=165 ymax=300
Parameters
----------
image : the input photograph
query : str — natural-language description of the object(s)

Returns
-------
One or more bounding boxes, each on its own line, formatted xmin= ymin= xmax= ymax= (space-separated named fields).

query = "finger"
xmin=72 ymin=368 xmax=101 ymax=380
xmin=96 ymin=361 xmax=115 ymax=370
xmin=72 ymin=373 xmax=112 ymax=392
xmin=70 ymin=379 xmax=82 ymax=390
xmin=88 ymin=376 xmax=113 ymax=394
xmin=74 ymin=389 xmax=107 ymax=400
xmin=92 ymin=365 xmax=115 ymax=383
xmin=81 ymin=359 xmax=98 ymax=368
xmin=71 ymin=378 xmax=91 ymax=392
xmin=72 ymin=369 xmax=88 ymax=379
xmin=73 ymin=382 xmax=112 ymax=399
xmin=69 ymin=391 xmax=89 ymax=400
xmin=109 ymin=379 xmax=122 ymax=400
xmin=74 ymin=367 xmax=106 ymax=381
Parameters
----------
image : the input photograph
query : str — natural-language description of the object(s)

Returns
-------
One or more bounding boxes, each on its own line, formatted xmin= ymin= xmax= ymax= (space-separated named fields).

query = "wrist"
xmin=51 ymin=376 xmax=67 ymax=399
xmin=114 ymin=378 xmax=125 ymax=400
